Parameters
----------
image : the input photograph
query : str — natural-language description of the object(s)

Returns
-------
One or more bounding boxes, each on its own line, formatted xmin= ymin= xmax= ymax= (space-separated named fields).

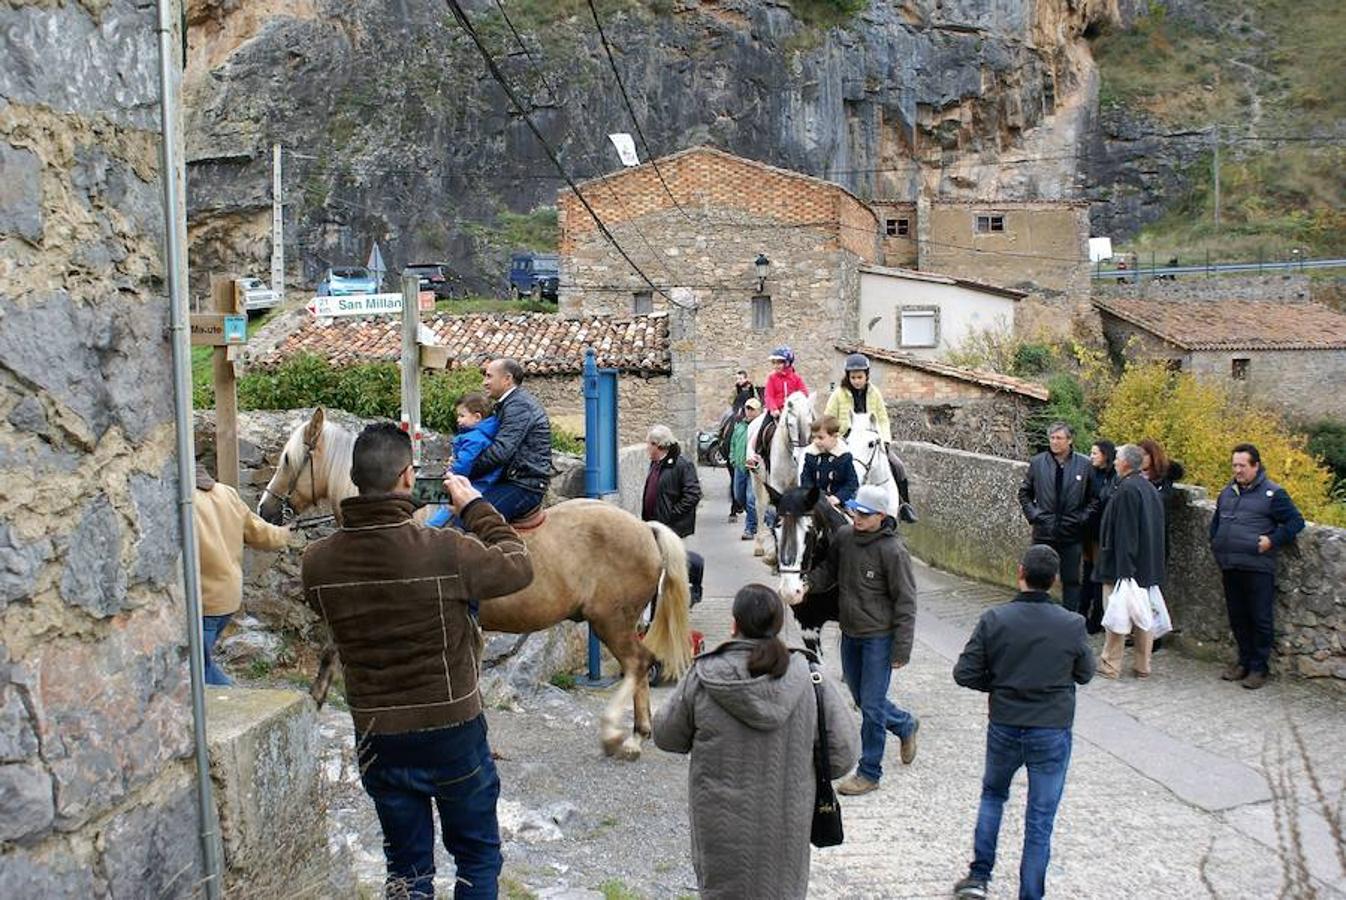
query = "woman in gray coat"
xmin=654 ymin=584 xmax=859 ymax=900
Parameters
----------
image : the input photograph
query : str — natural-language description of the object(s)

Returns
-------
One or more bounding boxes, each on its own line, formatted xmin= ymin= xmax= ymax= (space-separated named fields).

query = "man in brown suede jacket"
xmin=302 ymin=422 xmax=533 ymax=899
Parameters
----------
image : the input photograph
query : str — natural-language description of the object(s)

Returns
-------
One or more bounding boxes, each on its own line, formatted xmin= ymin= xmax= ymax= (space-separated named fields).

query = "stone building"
xmin=0 ymin=0 xmax=208 ymax=892
xmin=1094 ymin=297 xmax=1346 ymax=421
xmin=857 ymin=265 xmax=1025 ymax=358
xmin=836 ymin=344 xmax=1050 ymax=458
xmin=257 ymin=311 xmax=675 ymax=445
xmin=871 ymin=200 xmax=918 ymax=268
xmin=919 ymin=200 xmax=1091 ymax=297
xmin=557 ymin=146 xmax=881 ymax=429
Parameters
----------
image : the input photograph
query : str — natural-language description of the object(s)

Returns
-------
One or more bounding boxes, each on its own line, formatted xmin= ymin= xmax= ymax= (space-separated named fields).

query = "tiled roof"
xmin=837 ymin=344 xmax=1051 ymax=401
xmin=1093 ymin=298 xmax=1346 ymax=351
xmin=859 ymin=263 xmax=1028 ymax=300
xmin=254 ymin=312 xmax=672 ymax=375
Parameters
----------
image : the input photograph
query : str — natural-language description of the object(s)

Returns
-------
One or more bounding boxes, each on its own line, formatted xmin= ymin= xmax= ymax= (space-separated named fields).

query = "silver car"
xmin=238 ymin=277 xmax=279 ymax=312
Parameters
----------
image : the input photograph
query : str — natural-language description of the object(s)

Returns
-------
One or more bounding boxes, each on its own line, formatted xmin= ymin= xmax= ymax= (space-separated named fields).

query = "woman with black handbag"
xmin=654 ymin=584 xmax=859 ymax=899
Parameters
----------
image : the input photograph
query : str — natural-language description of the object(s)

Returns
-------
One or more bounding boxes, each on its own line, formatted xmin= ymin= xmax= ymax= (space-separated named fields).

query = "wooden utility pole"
xmin=209 ymin=276 xmax=243 ymax=487
xmin=1212 ymin=128 xmax=1221 ymax=230
xmin=271 ymin=143 xmax=284 ymax=301
xmin=399 ymin=273 xmax=422 ymax=467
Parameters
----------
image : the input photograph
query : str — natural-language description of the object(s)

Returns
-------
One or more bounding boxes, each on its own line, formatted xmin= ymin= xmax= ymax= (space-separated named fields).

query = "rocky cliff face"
xmin=184 ymin=0 xmax=1119 ymax=296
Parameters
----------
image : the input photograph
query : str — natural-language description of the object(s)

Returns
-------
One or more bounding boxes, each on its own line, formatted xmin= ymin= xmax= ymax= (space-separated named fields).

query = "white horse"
xmin=745 ymin=391 xmax=815 ymax=562
xmin=846 ymin=412 xmax=900 ymax=517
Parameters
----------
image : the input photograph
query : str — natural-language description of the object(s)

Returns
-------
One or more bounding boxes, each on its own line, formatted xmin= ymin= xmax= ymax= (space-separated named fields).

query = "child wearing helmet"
xmin=763 ymin=346 xmax=808 ymax=416
xmin=825 ymin=353 xmax=891 ymax=440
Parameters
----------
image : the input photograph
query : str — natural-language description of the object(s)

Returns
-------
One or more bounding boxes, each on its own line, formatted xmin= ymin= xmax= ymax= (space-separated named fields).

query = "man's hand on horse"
xmin=442 ymin=473 xmax=482 ymax=514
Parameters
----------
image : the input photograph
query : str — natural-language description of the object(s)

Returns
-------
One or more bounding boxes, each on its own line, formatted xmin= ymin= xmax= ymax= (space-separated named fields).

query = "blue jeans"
xmin=477 ymin=482 xmax=544 ymax=522
xmin=1223 ymin=569 xmax=1276 ymax=673
xmin=358 ymin=715 xmax=502 ymax=899
xmin=202 ymin=614 xmax=233 ymax=686
xmin=731 ymin=465 xmax=758 ymax=535
xmin=970 ymin=722 xmax=1073 ymax=900
xmin=839 ymin=632 xmax=916 ymax=782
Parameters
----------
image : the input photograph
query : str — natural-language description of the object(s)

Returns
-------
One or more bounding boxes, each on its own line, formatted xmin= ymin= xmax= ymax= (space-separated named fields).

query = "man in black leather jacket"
xmin=1017 ymin=422 xmax=1096 ymax=614
xmin=471 ymin=358 xmax=553 ymax=521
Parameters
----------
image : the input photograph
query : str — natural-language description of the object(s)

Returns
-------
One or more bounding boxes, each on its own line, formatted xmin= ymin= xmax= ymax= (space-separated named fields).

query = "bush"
xmin=1099 ymin=363 xmax=1345 ymax=525
xmin=1027 ymin=373 xmax=1097 ymax=454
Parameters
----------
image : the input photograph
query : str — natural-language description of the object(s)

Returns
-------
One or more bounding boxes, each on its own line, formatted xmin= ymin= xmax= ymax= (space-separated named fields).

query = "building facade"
xmin=919 ymin=200 xmax=1090 ymax=296
xmin=870 ymin=200 xmax=918 ymax=268
xmin=857 ymin=265 xmax=1025 ymax=359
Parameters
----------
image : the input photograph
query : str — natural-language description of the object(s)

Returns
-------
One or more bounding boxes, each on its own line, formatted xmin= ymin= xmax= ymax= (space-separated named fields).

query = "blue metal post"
xmin=582 ymin=349 xmax=602 ymax=681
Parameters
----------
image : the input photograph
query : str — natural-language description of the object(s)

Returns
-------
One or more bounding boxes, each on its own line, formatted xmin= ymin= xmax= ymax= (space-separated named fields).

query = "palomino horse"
xmin=771 ymin=486 xmax=846 ymax=658
xmin=258 ymin=408 xmax=693 ymax=759
xmin=744 ymin=390 xmax=814 ymax=561
xmin=846 ymin=412 xmax=900 ymax=518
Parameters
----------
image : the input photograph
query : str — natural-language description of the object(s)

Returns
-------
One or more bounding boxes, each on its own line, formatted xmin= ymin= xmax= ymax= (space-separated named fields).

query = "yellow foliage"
xmin=1099 ymin=362 xmax=1346 ymax=526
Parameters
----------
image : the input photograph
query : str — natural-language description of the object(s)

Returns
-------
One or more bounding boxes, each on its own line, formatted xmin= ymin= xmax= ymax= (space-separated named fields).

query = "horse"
xmin=846 ymin=412 xmax=900 ymax=518
xmin=770 ymin=485 xmax=846 ymax=658
xmin=744 ymin=390 xmax=815 ymax=561
xmin=257 ymin=408 xmax=693 ymax=760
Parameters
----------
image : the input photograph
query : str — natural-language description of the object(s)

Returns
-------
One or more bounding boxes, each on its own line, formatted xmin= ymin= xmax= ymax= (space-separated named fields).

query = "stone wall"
xmin=0 ymin=0 xmax=213 ymax=892
xmin=522 ymin=372 xmax=674 ymax=447
xmin=922 ymin=201 xmax=1090 ymax=297
xmin=896 ymin=441 xmax=1346 ymax=681
xmin=1093 ymin=273 xmax=1313 ymax=304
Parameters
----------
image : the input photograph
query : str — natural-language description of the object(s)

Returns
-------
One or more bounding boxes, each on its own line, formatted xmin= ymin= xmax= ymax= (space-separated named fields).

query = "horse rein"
xmin=851 ymin=433 xmax=892 ymax=485
xmin=263 ymin=436 xmax=330 ymax=529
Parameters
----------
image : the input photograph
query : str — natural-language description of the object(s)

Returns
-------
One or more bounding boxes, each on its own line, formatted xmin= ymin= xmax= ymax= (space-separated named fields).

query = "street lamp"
xmin=755 ymin=253 xmax=770 ymax=293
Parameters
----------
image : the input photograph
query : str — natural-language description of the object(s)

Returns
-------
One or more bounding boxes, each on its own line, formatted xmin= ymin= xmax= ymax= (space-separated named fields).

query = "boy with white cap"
xmin=807 ymin=483 xmax=920 ymax=795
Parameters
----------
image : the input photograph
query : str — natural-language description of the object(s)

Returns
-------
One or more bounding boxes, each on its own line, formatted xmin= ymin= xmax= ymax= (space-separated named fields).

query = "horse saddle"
xmin=755 ymin=417 xmax=778 ymax=472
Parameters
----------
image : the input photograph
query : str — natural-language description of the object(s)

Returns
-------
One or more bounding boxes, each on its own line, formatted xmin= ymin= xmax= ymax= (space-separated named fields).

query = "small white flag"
xmin=608 ymin=133 xmax=640 ymax=167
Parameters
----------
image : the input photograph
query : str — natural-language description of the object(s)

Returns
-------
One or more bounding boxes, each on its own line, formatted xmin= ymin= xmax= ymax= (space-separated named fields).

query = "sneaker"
xmin=727 ymin=513 xmax=739 ymax=523
xmin=900 ymin=719 xmax=920 ymax=764
xmin=953 ymin=875 xmax=988 ymax=898
xmin=740 ymin=531 xmax=755 ymax=541
xmin=836 ymin=774 xmax=879 ymax=796
xmin=1221 ymin=663 xmax=1248 ymax=682
xmin=1243 ymin=670 xmax=1268 ymax=690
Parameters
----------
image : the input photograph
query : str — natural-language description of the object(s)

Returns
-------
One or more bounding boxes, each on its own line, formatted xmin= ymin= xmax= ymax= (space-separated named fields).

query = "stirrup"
xmin=898 ymin=503 xmax=918 ymax=524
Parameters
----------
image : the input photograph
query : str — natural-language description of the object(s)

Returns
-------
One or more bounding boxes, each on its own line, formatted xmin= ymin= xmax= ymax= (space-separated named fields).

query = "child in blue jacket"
xmin=801 ymin=414 xmax=859 ymax=506
xmin=428 ymin=393 xmax=501 ymax=528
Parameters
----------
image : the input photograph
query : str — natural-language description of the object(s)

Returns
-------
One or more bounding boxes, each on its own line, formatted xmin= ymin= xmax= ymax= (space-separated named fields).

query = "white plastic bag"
xmin=1148 ymin=585 xmax=1172 ymax=639
xmin=1102 ymin=578 xmax=1153 ymax=634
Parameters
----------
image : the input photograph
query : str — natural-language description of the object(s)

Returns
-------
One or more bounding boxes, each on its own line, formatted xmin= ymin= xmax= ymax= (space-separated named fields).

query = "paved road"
xmin=685 ymin=466 xmax=1346 ymax=899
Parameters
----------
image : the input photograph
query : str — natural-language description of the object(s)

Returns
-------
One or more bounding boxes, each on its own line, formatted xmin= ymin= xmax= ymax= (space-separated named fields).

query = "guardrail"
xmin=1092 ymin=257 xmax=1346 ymax=281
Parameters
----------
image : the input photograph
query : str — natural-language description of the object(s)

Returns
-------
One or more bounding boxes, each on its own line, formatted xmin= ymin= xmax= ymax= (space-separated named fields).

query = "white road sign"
xmin=307 ymin=293 xmax=407 ymax=317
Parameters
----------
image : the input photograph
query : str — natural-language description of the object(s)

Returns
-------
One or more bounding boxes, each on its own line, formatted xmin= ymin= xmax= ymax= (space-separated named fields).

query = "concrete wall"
xmin=871 ymin=201 xmax=918 ymax=267
xmin=859 ymin=268 xmax=1018 ymax=357
xmin=896 ymin=442 xmax=1346 ymax=681
xmin=922 ymin=202 xmax=1089 ymax=296
xmin=615 ymin=444 xmax=651 ymax=518
xmin=0 ymin=0 xmax=211 ymax=894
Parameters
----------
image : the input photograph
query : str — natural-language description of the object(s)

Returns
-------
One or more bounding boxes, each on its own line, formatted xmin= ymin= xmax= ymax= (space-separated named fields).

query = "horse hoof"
xmin=601 ymin=735 xmax=625 ymax=758
xmin=753 ymin=546 xmax=765 ymax=557
xmin=618 ymin=735 xmax=643 ymax=761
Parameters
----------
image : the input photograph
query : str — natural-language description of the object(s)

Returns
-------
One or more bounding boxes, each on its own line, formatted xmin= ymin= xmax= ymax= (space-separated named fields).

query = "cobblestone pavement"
xmin=336 ymin=467 xmax=1346 ymax=898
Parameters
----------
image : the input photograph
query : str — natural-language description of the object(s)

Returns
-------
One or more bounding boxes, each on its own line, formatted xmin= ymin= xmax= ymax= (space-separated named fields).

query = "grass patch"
xmin=192 ymin=309 xmax=279 ymax=407
xmin=547 ymin=672 xmax=577 ymax=691
xmin=434 ymin=296 xmax=555 ymax=314
xmin=599 ymin=879 xmax=642 ymax=900
xmin=500 ymin=876 xmax=538 ymax=900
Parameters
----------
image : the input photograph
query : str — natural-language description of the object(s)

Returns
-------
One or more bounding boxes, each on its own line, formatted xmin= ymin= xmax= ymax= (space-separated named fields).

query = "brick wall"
xmin=870 ymin=360 xmax=1043 ymax=456
xmin=0 ymin=0 xmax=204 ymax=891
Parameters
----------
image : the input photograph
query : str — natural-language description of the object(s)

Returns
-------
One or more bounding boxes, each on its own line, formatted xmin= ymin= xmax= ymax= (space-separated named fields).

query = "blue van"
xmin=509 ymin=253 xmax=559 ymax=301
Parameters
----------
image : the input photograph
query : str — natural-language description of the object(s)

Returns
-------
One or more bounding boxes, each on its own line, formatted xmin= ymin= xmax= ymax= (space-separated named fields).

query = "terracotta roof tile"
xmin=837 ymin=343 xmax=1051 ymax=401
xmin=1093 ymin=298 xmax=1346 ymax=351
xmin=254 ymin=312 xmax=672 ymax=375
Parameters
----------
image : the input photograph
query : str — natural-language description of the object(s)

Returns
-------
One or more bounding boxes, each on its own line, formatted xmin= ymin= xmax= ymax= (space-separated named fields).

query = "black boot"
xmin=897 ymin=479 xmax=918 ymax=524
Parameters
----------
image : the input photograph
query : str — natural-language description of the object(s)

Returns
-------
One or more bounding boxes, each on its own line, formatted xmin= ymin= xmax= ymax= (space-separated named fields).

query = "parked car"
xmin=406 ymin=262 xmax=458 ymax=300
xmin=509 ymin=252 xmax=559 ymax=301
xmin=237 ymin=277 xmax=279 ymax=313
xmin=316 ymin=267 xmax=378 ymax=297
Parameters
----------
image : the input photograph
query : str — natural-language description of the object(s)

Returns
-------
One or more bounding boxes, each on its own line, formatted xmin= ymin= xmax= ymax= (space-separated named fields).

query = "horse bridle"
xmin=851 ymin=432 xmax=892 ymax=485
xmin=774 ymin=512 xmax=818 ymax=580
xmin=264 ymin=434 xmax=330 ymax=529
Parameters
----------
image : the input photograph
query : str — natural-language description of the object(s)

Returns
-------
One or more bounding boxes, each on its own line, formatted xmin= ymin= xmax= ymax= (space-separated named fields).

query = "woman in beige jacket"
xmin=193 ymin=465 xmax=290 ymax=685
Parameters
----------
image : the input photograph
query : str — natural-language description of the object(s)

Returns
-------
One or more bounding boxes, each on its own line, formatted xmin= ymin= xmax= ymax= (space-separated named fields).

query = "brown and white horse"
xmin=258 ymin=408 xmax=693 ymax=760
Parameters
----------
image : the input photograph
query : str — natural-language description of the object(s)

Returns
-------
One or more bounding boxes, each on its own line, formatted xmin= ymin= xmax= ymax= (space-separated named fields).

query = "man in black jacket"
xmin=1093 ymin=443 xmax=1166 ymax=679
xmin=952 ymin=545 xmax=1096 ymax=900
xmin=1018 ymin=422 xmax=1095 ymax=614
xmin=642 ymin=424 xmax=704 ymax=604
xmin=472 ymin=358 xmax=553 ymax=521
xmin=1209 ymin=443 xmax=1305 ymax=689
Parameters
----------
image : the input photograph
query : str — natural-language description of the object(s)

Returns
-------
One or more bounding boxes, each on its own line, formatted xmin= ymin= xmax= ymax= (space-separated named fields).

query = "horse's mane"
xmin=284 ymin=417 xmax=358 ymax=510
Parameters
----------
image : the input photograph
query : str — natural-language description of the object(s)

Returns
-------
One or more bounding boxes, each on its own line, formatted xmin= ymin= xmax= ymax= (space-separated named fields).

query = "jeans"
xmin=1043 ymin=540 xmax=1083 ymax=614
xmin=1222 ymin=569 xmax=1276 ymax=673
xmin=726 ymin=462 xmax=742 ymax=514
xmin=970 ymin=723 xmax=1073 ymax=900
xmin=202 ymin=614 xmax=233 ymax=686
xmin=358 ymin=716 xmax=502 ymax=899
xmin=477 ymin=482 xmax=544 ymax=522
xmin=839 ymin=632 xmax=915 ymax=782
xmin=687 ymin=551 xmax=704 ymax=604
xmin=731 ymin=466 xmax=758 ymax=536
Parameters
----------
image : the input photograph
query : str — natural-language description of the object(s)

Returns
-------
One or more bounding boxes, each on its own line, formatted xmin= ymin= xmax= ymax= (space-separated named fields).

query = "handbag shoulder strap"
xmin=807 ymin=661 xmax=830 ymax=778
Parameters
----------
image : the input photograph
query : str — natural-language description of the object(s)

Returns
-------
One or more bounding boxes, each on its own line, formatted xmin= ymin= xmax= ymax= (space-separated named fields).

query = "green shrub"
xmin=551 ymin=427 xmax=584 ymax=455
xmin=1027 ymin=373 xmax=1097 ymax=454
xmin=1306 ymin=418 xmax=1346 ymax=487
xmin=1011 ymin=342 xmax=1055 ymax=377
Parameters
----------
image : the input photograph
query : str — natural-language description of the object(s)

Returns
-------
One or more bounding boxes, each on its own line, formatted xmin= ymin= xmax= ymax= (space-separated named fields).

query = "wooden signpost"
xmin=194 ymin=276 xmax=246 ymax=487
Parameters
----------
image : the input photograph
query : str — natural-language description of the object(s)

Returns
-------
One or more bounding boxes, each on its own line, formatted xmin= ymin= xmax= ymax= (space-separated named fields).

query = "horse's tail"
xmin=644 ymin=522 xmax=693 ymax=681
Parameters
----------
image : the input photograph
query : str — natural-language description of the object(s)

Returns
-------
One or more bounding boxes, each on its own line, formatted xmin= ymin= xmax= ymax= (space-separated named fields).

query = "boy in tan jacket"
xmin=193 ymin=465 xmax=290 ymax=685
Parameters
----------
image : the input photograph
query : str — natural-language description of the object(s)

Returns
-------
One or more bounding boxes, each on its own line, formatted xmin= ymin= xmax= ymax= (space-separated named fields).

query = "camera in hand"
xmin=412 ymin=468 xmax=450 ymax=505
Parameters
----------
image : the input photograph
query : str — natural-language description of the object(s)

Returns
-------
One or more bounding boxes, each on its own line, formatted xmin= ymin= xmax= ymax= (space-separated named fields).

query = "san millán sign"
xmin=307 ymin=292 xmax=435 ymax=318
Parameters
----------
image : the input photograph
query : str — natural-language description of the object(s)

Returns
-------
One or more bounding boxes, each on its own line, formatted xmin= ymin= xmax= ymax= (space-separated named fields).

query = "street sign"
xmin=190 ymin=313 xmax=248 ymax=346
xmin=306 ymin=292 xmax=435 ymax=317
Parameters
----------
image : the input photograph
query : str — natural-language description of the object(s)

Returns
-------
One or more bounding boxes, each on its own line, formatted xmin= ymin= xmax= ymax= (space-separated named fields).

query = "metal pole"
xmin=582 ymin=348 xmax=602 ymax=681
xmin=270 ymin=143 xmax=284 ymax=302
xmin=400 ymin=273 xmax=422 ymax=467
xmin=1212 ymin=128 xmax=1221 ymax=230
xmin=156 ymin=1 xmax=223 ymax=896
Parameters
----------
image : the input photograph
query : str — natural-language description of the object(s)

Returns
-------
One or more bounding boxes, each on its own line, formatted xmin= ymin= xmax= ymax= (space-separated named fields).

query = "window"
xmin=1232 ymin=358 xmax=1249 ymax=380
xmin=752 ymin=294 xmax=773 ymax=331
xmin=898 ymin=307 xmax=939 ymax=348
xmin=632 ymin=290 xmax=653 ymax=315
xmin=975 ymin=214 xmax=1005 ymax=234
xmin=884 ymin=218 xmax=911 ymax=237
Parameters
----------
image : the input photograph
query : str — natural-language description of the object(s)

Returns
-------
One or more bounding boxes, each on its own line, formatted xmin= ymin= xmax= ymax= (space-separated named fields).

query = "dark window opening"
xmin=896 ymin=218 xmax=910 ymax=236
xmin=885 ymin=219 xmax=897 ymax=236
xmin=752 ymin=294 xmax=773 ymax=331
xmin=632 ymin=291 xmax=653 ymax=315
xmin=975 ymin=214 xmax=1005 ymax=234
xmin=1232 ymin=358 xmax=1249 ymax=380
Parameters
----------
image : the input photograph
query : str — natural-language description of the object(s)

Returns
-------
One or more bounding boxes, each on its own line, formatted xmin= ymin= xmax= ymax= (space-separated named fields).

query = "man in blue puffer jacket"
xmin=1209 ymin=443 xmax=1305 ymax=690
